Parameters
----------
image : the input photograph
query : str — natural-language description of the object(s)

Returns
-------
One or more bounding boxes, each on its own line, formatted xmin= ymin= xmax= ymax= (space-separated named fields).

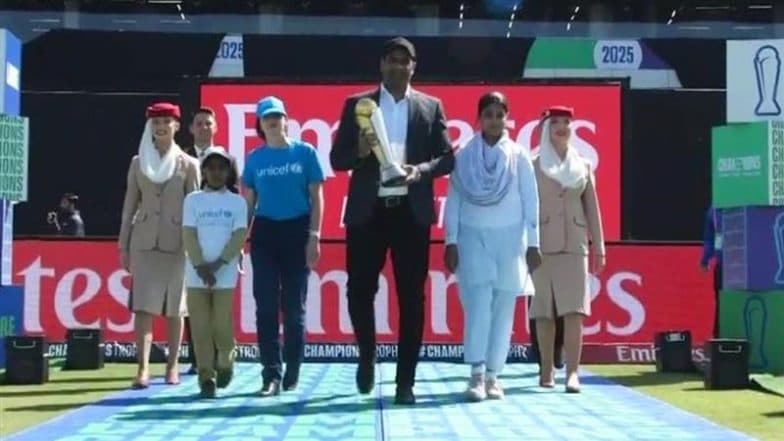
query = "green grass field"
xmin=587 ymin=365 xmax=783 ymax=441
xmin=0 ymin=363 xmax=782 ymax=440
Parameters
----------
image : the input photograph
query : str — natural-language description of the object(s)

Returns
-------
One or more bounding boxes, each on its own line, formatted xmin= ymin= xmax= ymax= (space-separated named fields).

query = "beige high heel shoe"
xmin=539 ymin=368 xmax=555 ymax=388
xmin=565 ymin=372 xmax=581 ymax=393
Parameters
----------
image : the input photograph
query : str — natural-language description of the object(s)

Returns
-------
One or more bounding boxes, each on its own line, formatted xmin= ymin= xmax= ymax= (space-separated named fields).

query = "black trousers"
xmin=346 ymin=197 xmax=430 ymax=388
xmin=250 ymin=216 xmax=310 ymax=382
xmin=528 ymin=297 xmax=564 ymax=367
xmin=713 ymin=262 xmax=722 ymax=338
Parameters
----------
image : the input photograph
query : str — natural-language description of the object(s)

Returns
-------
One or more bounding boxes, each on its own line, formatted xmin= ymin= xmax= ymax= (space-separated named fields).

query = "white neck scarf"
xmin=138 ymin=120 xmax=182 ymax=184
xmin=451 ymin=131 xmax=516 ymax=206
xmin=537 ymin=118 xmax=586 ymax=189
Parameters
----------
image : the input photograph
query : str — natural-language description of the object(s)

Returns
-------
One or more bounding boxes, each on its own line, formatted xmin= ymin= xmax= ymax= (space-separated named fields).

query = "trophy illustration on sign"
xmin=754 ymin=45 xmax=782 ymax=116
xmin=743 ymin=295 xmax=769 ymax=370
xmin=775 ymin=212 xmax=784 ymax=284
xmin=354 ymin=98 xmax=408 ymax=187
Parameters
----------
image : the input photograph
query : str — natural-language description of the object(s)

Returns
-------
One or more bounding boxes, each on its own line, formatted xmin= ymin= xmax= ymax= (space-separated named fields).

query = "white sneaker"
xmin=465 ymin=374 xmax=486 ymax=402
xmin=486 ymin=378 xmax=505 ymax=400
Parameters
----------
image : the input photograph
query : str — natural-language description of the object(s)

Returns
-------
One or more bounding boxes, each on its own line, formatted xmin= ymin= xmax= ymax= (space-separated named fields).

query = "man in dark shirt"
xmin=186 ymin=107 xmax=240 ymax=193
xmin=701 ymin=205 xmax=722 ymax=338
xmin=48 ymin=193 xmax=85 ymax=236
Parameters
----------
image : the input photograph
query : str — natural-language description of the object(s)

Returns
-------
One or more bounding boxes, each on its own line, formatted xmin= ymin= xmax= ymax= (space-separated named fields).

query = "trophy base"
xmin=380 ymin=165 xmax=409 ymax=187
xmin=755 ymin=101 xmax=782 ymax=116
xmin=775 ymin=269 xmax=784 ymax=285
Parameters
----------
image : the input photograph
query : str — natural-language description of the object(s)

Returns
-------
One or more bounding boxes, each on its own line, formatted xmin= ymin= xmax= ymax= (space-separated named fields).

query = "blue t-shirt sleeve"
xmin=305 ymin=143 xmax=326 ymax=184
xmin=242 ymin=151 xmax=256 ymax=190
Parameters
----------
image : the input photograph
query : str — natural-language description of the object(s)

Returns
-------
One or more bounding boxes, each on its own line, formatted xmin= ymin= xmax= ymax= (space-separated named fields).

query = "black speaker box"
xmin=64 ymin=328 xmax=105 ymax=370
xmin=655 ymin=330 xmax=694 ymax=372
xmin=4 ymin=335 xmax=49 ymax=384
xmin=704 ymin=339 xmax=749 ymax=390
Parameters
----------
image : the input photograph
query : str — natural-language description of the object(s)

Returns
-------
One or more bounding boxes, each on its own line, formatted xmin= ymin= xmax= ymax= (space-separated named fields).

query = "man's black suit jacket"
xmin=185 ymin=146 xmax=241 ymax=193
xmin=330 ymin=88 xmax=455 ymax=227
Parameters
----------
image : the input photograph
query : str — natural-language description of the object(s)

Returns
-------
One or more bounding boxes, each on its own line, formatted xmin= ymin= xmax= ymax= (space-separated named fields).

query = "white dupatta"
xmin=537 ymin=118 xmax=586 ymax=189
xmin=138 ymin=120 xmax=182 ymax=184
xmin=451 ymin=131 xmax=516 ymax=206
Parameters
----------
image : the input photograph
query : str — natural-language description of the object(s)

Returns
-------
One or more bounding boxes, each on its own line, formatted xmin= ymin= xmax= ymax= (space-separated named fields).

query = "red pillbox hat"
xmin=541 ymin=105 xmax=574 ymax=119
xmin=145 ymin=102 xmax=181 ymax=120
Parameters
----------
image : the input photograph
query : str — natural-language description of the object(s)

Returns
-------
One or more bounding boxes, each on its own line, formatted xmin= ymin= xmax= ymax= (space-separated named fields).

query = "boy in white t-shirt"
xmin=182 ymin=147 xmax=247 ymax=398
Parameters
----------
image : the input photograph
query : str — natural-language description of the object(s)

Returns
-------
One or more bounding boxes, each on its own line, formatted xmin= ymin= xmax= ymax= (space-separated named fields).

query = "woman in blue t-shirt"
xmin=242 ymin=96 xmax=325 ymax=397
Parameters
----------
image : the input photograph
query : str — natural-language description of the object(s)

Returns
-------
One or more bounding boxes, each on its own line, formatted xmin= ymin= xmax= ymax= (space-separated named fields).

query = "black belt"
xmin=378 ymin=195 xmax=406 ymax=209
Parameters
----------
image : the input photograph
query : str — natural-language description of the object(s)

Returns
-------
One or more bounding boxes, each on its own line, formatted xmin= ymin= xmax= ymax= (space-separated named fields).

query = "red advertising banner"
xmin=14 ymin=241 xmax=713 ymax=346
xmin=200 ymin=83 xmax=622 ymax=241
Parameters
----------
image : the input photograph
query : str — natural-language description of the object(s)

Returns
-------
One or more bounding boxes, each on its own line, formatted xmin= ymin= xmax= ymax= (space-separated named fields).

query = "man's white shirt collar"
xmin=194 ymin=144 xmax=213 ymax=158
xmin=380 ymin=83 xmax=412 ymax=102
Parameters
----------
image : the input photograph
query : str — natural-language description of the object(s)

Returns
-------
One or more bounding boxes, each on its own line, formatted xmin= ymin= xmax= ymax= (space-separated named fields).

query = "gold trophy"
xmin=355 ymin=97 xmax=408 ymax=187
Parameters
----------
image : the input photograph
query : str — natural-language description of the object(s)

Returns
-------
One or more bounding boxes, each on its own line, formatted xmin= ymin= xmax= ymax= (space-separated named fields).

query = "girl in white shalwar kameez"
xmin=444 ymin=92 xmax=542 ymax=402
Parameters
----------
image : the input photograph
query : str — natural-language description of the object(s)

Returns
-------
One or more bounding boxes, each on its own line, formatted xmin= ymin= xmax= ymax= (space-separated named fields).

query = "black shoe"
xmin=356 ymin=359 xmax=375 ymax=394
xmin=259 ymin=379 xmax=281 ymax=397
xmin=199 ymin=379 xmax=217 ymax=398
xmin=283 ymin=366 xmax=300 ymax=391
xmin=394 ymin=386 xmax=416 ymax=405
xmin=187 ymin=365 xmax=198 ymax=375
xmin=216 ymin=368 xmax=233 ymax=389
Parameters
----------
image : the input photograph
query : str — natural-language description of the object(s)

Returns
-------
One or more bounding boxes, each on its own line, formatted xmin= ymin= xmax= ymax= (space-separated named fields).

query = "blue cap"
xmin=256 ymin=96 xmax=287 ymax=118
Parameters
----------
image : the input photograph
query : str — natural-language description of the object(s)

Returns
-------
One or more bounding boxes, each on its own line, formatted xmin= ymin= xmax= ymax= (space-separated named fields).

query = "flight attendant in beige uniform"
xmin=119 ymin=102 xmax=201 ymax=389
xmin=530 ymin=106 xmax=605 ymax=393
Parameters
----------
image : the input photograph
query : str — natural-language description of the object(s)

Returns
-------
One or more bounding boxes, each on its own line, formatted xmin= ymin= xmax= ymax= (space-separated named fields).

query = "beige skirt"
xmin=529 ymin=253 xmax=590 ymax=319
xmin=129 ymin=249 xmax=187 ymax=318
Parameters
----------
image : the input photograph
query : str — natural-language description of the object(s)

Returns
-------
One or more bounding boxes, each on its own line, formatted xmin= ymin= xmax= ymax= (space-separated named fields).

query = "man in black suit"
xmin=330 ymin=37 xmax=454 ymax=405
xmin=186 ymin=107 xmax=240 ymax=193
xmin=183 ymin=107 xmax=241 ymax=375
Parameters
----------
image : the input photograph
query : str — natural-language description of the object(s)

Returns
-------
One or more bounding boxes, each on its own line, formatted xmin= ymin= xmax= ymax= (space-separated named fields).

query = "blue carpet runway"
xmin=6 ymin=363 xmax=756 ymax=441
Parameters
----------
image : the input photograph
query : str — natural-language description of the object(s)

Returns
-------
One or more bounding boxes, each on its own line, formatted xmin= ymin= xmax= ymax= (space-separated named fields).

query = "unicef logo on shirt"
xmin=257 ymin=161 xmax=305 ymax=177
xmin=199 ymin=209 xmax=232 ymax=220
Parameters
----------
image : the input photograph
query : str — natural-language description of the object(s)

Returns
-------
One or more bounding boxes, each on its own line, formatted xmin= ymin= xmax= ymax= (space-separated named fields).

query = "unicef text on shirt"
xmin=255 ymin=162 xmax=304 ymax=177
xmin=223 ymin=107 xmax=602 ymax=175
xmin=197 ymin=209 xmax=233 ymax=219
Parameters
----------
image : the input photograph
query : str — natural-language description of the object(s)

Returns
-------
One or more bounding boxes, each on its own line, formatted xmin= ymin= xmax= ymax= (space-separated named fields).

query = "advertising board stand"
xmin=0 ymin=29 xmax=26 ymax=370
xmin=715 ymin=39 xmax=784 ymax=375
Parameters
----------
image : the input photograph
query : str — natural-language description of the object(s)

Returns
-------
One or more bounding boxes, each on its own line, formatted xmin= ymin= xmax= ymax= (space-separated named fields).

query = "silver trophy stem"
xmin=369 ymin=109 xmax=408 ymax=187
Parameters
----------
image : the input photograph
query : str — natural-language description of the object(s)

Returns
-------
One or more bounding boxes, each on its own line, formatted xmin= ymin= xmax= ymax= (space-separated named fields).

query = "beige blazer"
xmin=533 ymin=156 xmax=605 ymax=256
xmin=118 ymin=153 xmax=200 ymax=253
